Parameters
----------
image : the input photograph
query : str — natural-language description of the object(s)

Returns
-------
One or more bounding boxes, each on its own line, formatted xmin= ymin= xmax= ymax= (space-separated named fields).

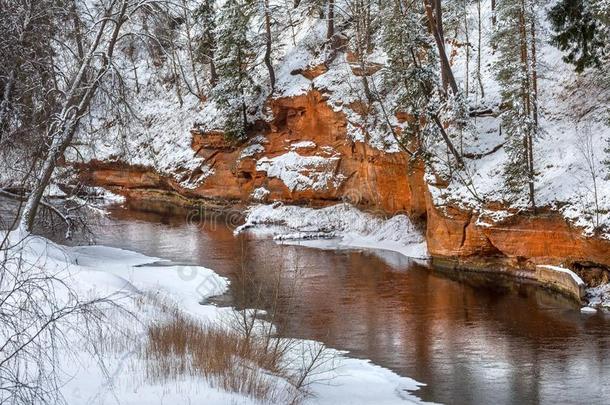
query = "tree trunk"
xmin=327 ymin=0 xmax=335 ymax=39
xmin=530 ymin=18 xmax=538 ymax=128
xmin=183 ymin=0 xmax=203 ymax=100
xmin=528 ymin=16 xmax=538 ymax=211
xmin=464 ymin=1 xmax=470 ymax=97
xmin=517 ymin=0 xmax=535 ymax=211
xmin=263 ymin=0 xmax=276 ymax=92
xmin=477 ymin=0 xmax=485 ymax=98
xmin=0 ymin=16 xmax=30 ymax=136
xmin=21 ymin=1 xmax=127 ymax=232
xmin=70 ymin=0 xmax=84 ymax=60
xmin=355 ymin=0 xmax=372 ymax=101
xmin=423 ymin=0 xmax=459 ymax=96
xmin=0 ymin=70 xmax=16 ymax=137
xmin=432 ymin=114 xmax=465 ymax=168
xmin=210 ymin=58 xmax=218 ymax=86
xmin=434 ymin=0 xmax=448 ymax=92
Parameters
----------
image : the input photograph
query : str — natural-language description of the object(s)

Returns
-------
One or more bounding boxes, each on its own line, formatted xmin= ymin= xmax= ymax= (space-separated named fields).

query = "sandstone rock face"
xmin=82 ymin=90 xmax=427 ymax=217
xmin=426 ymin=191 xmax=610 ymax=268
xmin=80 ymin=90 xmax=610 ymax=273
xmin=238 ymin=90 xmax=427 ymax=215
xmin=80 ymin=161 xmax=169 ymax=190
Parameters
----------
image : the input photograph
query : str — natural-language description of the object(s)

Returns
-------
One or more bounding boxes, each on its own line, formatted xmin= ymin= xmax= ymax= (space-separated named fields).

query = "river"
xmin=2 ymin=200 xmax=610 ymax=404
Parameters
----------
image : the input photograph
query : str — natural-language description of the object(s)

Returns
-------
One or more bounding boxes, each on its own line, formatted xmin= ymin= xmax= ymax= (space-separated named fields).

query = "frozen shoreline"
xmin=236 ymin=203 xmax=429 ymax=260
xmin=1 ymin=228 xmax=433 ymax=405
xmin=237 ymin=203 xmax=610 ymax=311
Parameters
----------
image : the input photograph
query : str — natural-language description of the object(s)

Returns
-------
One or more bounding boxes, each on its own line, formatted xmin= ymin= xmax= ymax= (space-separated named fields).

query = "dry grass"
xmin=143 ymin=309 xmax=299 ymax=404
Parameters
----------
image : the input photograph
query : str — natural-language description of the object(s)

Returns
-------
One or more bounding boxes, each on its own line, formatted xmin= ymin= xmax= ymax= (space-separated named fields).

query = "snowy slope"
xmin=431 ymin=0 xmax=610 ymax=237
xmin=67 ymin=0 xmax=610 ymax=238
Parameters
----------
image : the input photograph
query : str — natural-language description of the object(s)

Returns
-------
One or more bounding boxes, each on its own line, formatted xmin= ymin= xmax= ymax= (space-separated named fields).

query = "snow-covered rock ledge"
xmin=235 ymin=203 xmax=429 ymax=260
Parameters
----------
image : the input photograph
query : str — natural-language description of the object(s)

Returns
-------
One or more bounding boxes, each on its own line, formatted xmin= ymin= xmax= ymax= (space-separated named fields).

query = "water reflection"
xmin=1 ymin=200 xmax=608 ymax=404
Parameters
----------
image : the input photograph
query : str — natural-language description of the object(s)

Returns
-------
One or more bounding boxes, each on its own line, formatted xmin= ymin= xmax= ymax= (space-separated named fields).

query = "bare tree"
xmin=576 ymin=125 xmax=602 ymax=231
xmin=0 ymin=226 xmax=116 ymax=404
xmin=19 ymin=0 xmax=176 ymax=233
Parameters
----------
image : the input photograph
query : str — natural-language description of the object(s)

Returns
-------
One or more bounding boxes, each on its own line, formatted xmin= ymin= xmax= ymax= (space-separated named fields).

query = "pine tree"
xmin=493 ymin=0 xmax=539 ymax=209
xmin=381 ymin=0 xmax=465 ymax=168
xmin=381 ymin=0 xmax=437 ymax=143
xmin=591 ymin=0 xmax=610 ymax=69
xmin=194 ymin=0 xmax=218 ymax=86
xmin=548 ymin=0 xmax=607 ymax=72
xmin=212 ymin=0 xmax=259 ymax=139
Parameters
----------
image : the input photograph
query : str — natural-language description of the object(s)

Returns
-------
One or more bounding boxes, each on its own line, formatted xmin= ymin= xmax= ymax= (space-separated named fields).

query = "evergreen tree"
xmin=548 ymin=0 xmax=607 ymax=72
xmin=212 ymin=0 xmax=259 ymax=139
xmin=493 ymin=0 xmax=539 ymax=208
xmin=381 ymin=0 xmax=437 ymax=143
xmin=591 ymin=0 xmax=610 ymax=71
xmin=194 ymin=0 xmax=218 ymax=86
xmin=381 ymin=0 xmax=465 ymax=168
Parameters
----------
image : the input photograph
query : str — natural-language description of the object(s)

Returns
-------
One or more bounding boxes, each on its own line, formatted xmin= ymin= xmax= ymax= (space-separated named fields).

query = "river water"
xmin=2 ymin=201 xmax=610 ymax=404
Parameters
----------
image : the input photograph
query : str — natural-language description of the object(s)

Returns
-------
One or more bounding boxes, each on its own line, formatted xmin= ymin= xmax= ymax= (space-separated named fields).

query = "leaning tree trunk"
xmin=263 ymin=0 xmax=275 ymax=92
xmin=434 ymin=0 xmax=448 ymax=93
xmin=424 ymin=0 xmax=459 ymax=96
xmin=20 ymin=1 xmax=127 ymax=232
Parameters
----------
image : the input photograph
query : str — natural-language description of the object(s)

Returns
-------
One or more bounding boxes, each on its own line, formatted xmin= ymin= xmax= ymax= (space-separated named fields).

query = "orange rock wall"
xmin=184 ymin=90 xmax=425 ymax=216
xmin=426 ymin=192 xmax=610 ymax=267
xmin=80 ymin=90 xmax=610 ymax=270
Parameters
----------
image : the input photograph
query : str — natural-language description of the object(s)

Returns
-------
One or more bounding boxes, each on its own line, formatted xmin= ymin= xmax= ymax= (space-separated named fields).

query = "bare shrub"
xmin=143 ymin=242 xmax=339 ymax=404
xmin=576 ymin=124 xmax=604 ymax=232
xmin=144 ymin=309 xmax=295 ymax=403
xmin=0 ymin=231 xmax=118 ymax=405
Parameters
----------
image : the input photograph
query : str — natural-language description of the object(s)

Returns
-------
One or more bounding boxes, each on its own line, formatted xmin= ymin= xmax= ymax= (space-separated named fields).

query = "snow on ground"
xmin=586 ymin=284 xmax=610 ymax=310
xmin=0 ymin=229 xmax=432 ymax=405
xmin=236 ymin=203 xmax=429 ymax=260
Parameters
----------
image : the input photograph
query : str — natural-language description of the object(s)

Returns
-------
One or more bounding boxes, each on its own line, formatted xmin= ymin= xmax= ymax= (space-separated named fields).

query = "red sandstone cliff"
xmin=78 ymin=89 xmax=610 ymax=270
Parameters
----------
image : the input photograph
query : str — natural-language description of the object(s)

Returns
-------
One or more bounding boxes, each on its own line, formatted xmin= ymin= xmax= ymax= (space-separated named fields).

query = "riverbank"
xmin=235 ymin=203 xmax=608 ymax=309
xmin=76 ymin=153 xmax=610 ymax=306
xmin=4 ymin=197 xmax=609 ymax=404
xmin=0 ymin=227 xmax=432 ymax=404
